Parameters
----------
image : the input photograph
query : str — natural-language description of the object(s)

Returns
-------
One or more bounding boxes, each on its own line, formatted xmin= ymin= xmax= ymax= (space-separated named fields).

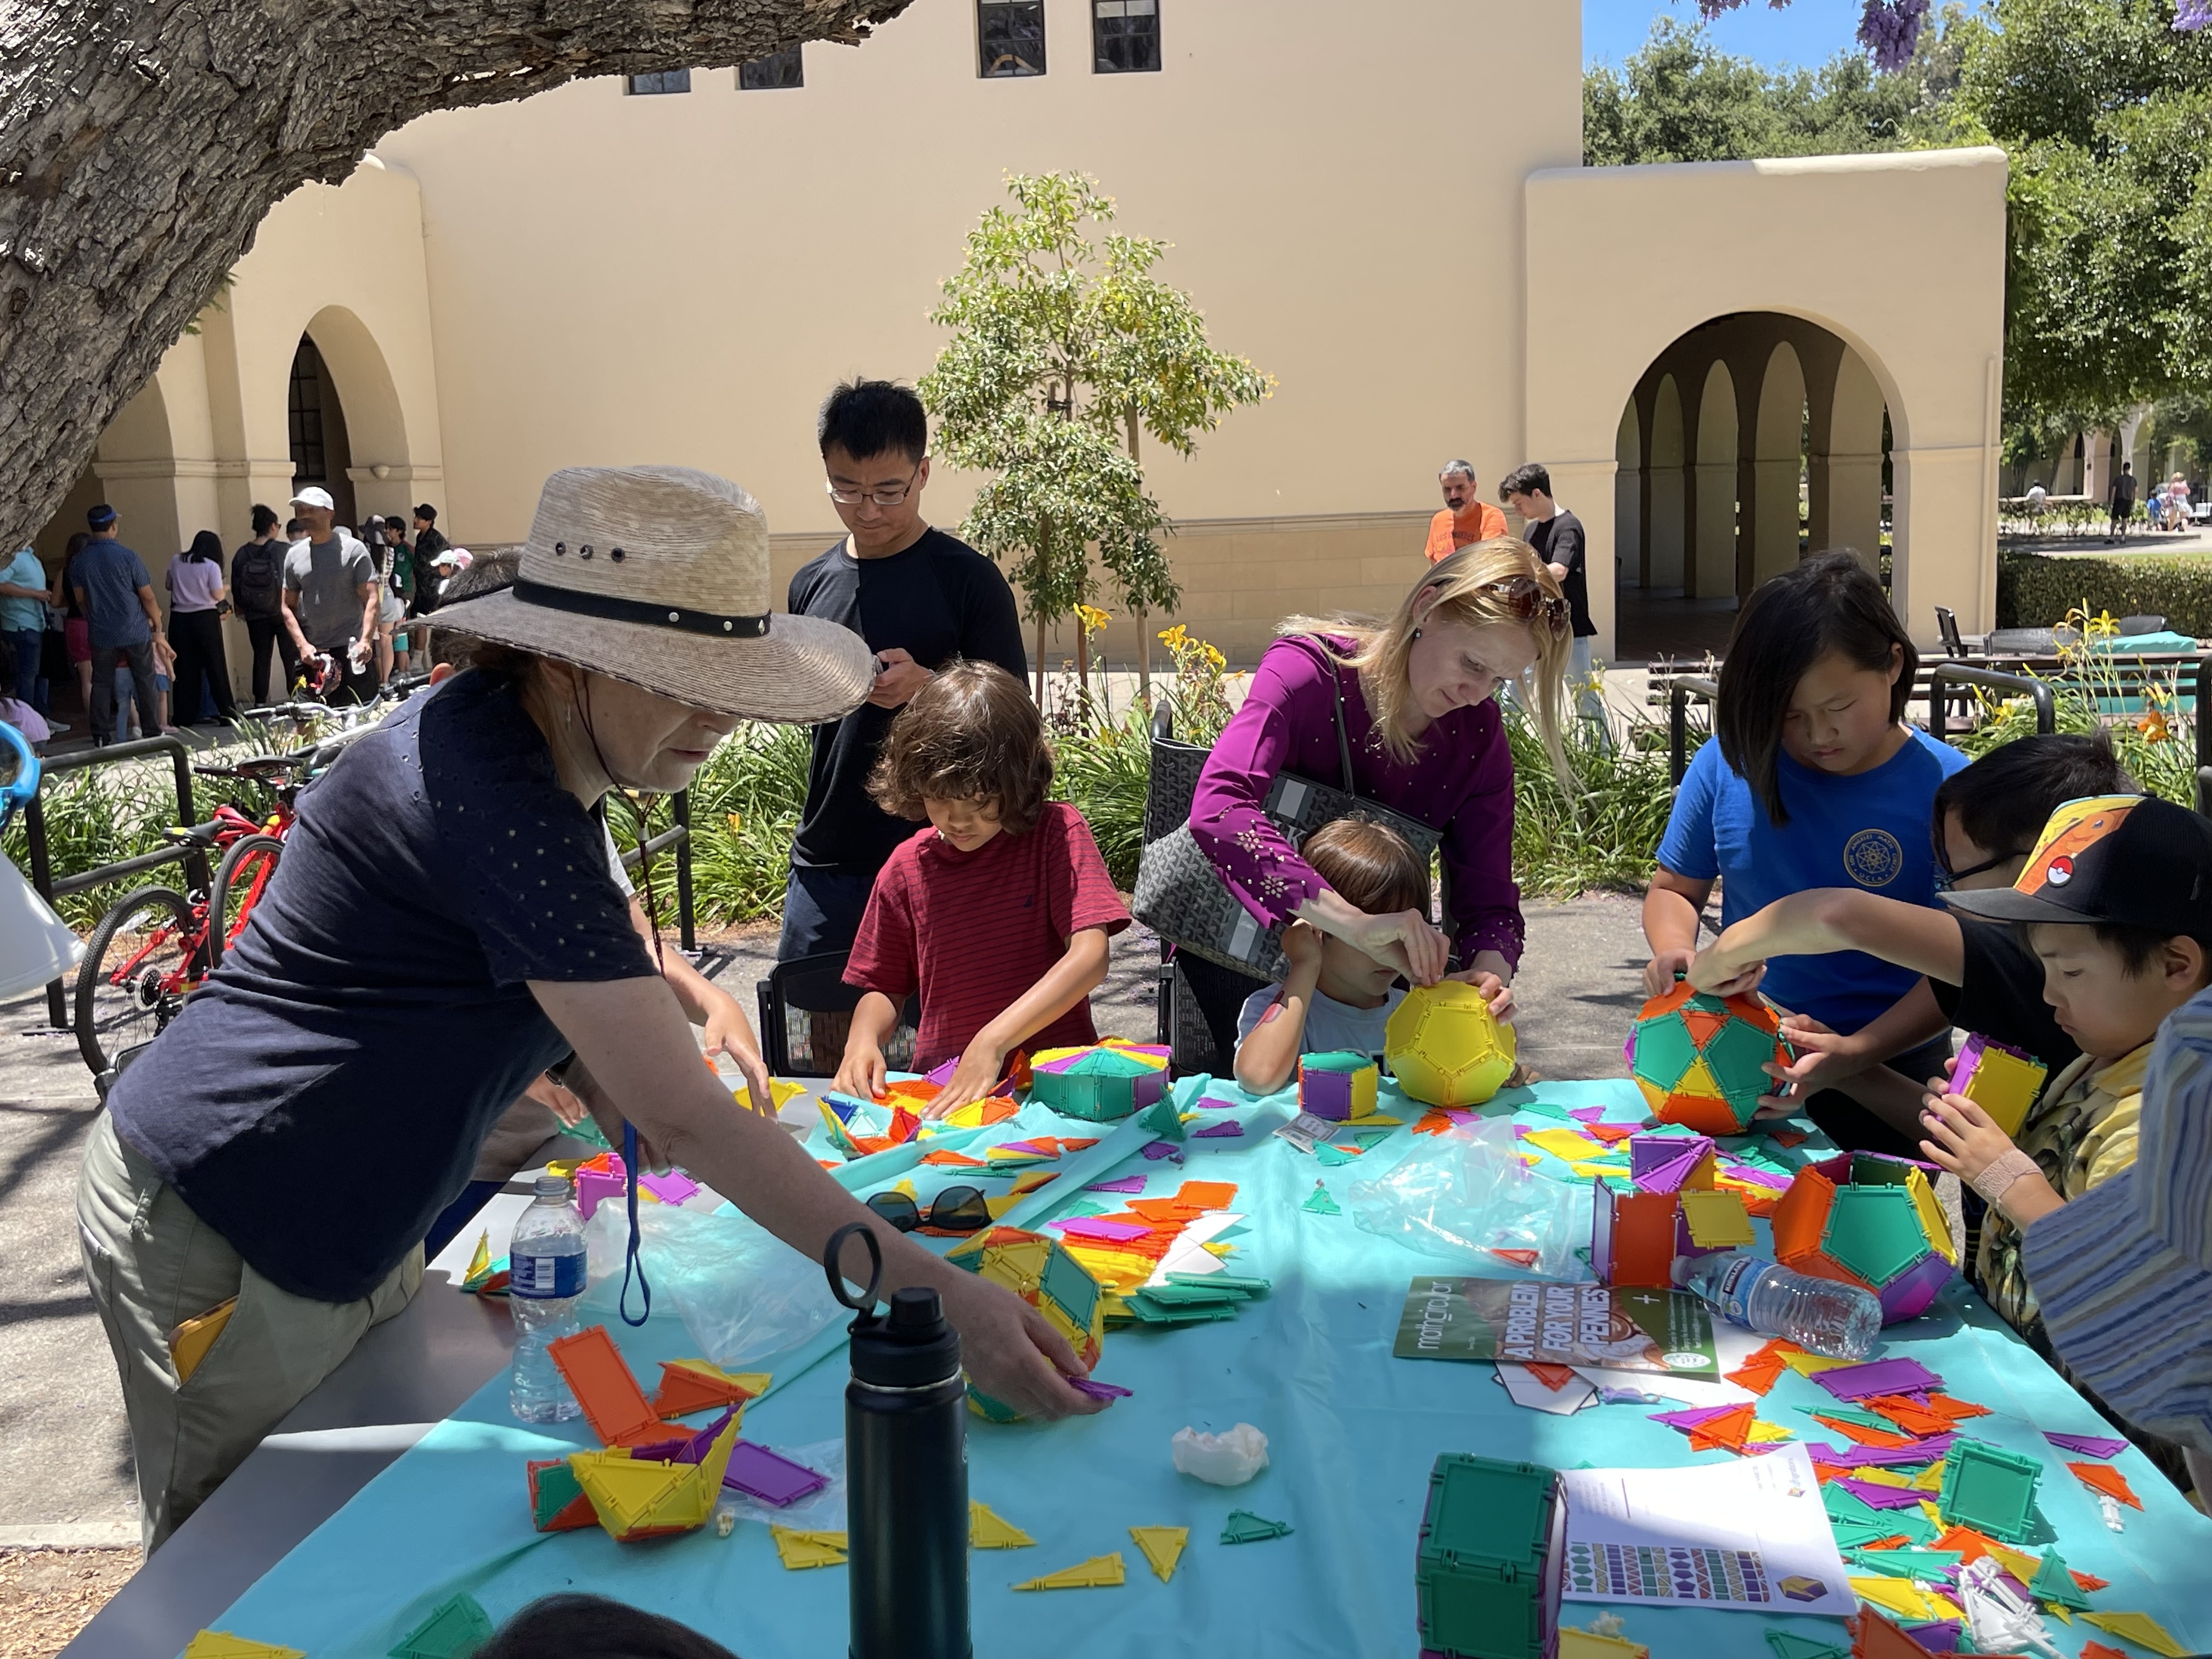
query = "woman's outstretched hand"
xmin=1341 ymin=907 xmax=1451 ymax=986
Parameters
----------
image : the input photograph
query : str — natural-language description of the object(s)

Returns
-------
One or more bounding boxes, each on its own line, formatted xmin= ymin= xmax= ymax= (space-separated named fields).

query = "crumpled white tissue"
xmin=1171 ymin=1422 xmax=1269 ymax=1486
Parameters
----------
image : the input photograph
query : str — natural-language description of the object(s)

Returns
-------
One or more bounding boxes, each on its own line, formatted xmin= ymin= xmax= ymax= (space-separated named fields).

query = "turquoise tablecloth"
xmin=205 ymin=1077 xmax=2212 ymax=1658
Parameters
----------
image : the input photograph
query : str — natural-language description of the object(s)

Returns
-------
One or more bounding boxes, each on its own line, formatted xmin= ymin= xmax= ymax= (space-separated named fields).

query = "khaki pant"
xmin=76 ymin=1114 xmax=421 ymax=1551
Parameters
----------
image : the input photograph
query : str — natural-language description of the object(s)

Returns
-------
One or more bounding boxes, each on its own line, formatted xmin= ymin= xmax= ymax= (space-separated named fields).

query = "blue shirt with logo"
xmin=1658 ymin=727 xmax=1970 ymax=1032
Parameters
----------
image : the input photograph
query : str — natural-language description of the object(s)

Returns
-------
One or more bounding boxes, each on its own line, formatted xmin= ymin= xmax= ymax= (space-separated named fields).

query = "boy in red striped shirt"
xmin=834 ymin=662 xmax=1130 ymax=1113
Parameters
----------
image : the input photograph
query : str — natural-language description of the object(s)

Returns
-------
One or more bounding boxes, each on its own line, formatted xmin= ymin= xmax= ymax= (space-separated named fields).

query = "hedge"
xmin=1998 ymin=550 xmax=2212 ymax=634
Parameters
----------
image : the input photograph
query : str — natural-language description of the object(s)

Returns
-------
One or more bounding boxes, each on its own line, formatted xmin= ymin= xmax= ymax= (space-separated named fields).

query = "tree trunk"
xmin=1125 ymin=403 xmax=1150 ymax=709
xmin=1075 ymin=619 xmax=1089 ymax=701
xmin=1034 ymin=610 xmax=1046 ymax=703
xmin=0 ymin=0 xmax=911 ymax=551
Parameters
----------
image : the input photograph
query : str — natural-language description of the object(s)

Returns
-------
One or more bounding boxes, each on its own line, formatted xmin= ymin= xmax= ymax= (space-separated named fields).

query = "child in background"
xmin=1232 ymin=818 xmax=1431 ymax=1095
xmin=1929 ymin=795 xmax=2212 ymax=1352
xmin=1643 ymin=550 xmax=1967 ymax=1156
xmin=1686 ymin=733 xmax=2131 ymax=1137
xmin=0 ymin=635 xmax=53 ymax=746
xmin=834 ymin=662 xmax=1129 ymax=1114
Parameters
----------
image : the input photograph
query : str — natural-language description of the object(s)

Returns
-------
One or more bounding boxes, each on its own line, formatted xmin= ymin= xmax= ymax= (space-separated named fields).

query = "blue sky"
xmin=1584 ymin=0 xmax=1867 ymax=69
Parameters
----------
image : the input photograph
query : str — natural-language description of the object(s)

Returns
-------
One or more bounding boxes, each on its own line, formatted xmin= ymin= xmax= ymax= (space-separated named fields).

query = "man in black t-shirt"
xmin=2107 ymin=462 xmax=2137 ymax=543
xmin=1501 ymin=463 xmax=1601 ymax=727
xmin=781 ymin=380 xmax=1027 ymax=965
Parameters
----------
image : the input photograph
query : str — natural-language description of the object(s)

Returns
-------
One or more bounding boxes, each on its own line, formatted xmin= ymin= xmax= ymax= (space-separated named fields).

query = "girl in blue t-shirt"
xmin=1641 ymin=551 xmax=1968 ymax=1156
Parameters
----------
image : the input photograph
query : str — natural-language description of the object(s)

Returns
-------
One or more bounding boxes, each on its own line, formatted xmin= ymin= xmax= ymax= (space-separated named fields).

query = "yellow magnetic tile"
xmin=1681 ymin=1188 xmax=1755 ymax=1248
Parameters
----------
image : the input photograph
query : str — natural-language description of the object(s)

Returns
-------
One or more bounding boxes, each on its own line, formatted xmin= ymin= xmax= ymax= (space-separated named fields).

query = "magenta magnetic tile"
xmin=1068 ymin=1378 xmax=1132 ymax=1403
xmin=2042 ymin=1430 xmax=2129 ymax=1459
xmin=1812 ymin=1357 xmax=1942 ymax=1401
xmin=1085 ymin=1175 xmax=1147 ymax=1194
xmin=1877 ymin=1250 xmax=1957 ymax=1321
xmin=1567 ymin=1107 xmax=1606 ymax=1122
xmin=1193 ymin=1120 xmax=1245 ymax=1139
xmin=721 ymin=1440 xmax=829 ymax=1506
xmin=1650 ymin=1403 xmax=1741 ymax=1431
xmin=1051 ymin=1217 xmax=1150 ymax=1243
xmin=1832 ymin=1477 xmax=1932 ymax=1510
xmin=639 ymin=1169 xmax=701 ymax=1205
xmin=1141 ymin=1140 xmax=1183 ymax=1161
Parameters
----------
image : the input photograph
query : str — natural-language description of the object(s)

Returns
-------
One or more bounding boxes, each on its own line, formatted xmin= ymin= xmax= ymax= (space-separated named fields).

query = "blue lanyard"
xmin=619 ymin=1121 xmax=652 ymax=1327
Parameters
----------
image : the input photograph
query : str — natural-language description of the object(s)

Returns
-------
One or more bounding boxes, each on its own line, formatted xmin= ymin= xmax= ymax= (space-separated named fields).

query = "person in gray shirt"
xmin=279 ymin=487 xmax=380 ymax=703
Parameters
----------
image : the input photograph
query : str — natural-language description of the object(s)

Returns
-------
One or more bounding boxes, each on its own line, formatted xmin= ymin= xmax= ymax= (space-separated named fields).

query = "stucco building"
xmin=32 ymin=0 xmax=2007 ymax=688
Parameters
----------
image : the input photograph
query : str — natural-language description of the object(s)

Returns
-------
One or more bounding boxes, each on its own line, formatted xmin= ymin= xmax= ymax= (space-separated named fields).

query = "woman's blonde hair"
xmin=1282 ymin=537 xmax=1576 ymax=791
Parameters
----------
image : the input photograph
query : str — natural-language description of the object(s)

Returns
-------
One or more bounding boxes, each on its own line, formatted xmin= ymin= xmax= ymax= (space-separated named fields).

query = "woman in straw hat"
xmin=80 ymin=466 xmax=1105 ymax=1554
xmin=1179 ymin=540 xmax=1575 ymax=1059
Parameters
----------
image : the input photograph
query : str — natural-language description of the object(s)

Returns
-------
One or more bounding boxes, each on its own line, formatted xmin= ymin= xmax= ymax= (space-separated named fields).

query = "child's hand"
xmin=1280 ymin=919 xmax=1324 ymax=972
xmin=1917 ymin=1091 xmax=2016 ymax=1184
xmin=1444 ymin=967 xmax=1515 ymax=1023
xmin=1753 ymin=1014 xmax=1870 ymax=1112
xmin=1688 ymin=943 xmax=1764 ymax=997
xmin=832 ymin=1040 xmax=887 ymax=1105
xmin=1642 ymin=949 xmax=1693 ymax=997
xmin=1341 ymin=908 xmax=1449 ymax=986
xmin=928 ymin=1035 xmax=1009 ymax=1119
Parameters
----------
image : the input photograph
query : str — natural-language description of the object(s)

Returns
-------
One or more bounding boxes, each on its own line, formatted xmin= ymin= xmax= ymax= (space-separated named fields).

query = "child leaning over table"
xmin=832 ymin=661 xmax=1129 ymax=1116
xmin=1232 ymin=817 xmax=1436 ymax=1096
xmin=1923 ymin=794 xmax=2212 ymax=1355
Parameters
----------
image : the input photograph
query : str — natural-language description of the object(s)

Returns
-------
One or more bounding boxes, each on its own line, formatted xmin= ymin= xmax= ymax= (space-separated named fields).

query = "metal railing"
xmin=618 ymin=790 xmax=696 ymax=952
xmin=1924 ymin=664 xmax=2055 ymax=745
xmin=1663 ymin=675 xmax=1719 ymax=787
xmin=19 ymin=735 xmax=211 ymax=1030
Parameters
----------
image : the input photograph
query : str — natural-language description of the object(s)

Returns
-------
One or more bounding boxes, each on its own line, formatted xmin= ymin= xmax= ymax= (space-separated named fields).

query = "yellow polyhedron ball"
xmin=1384 ymin=980 xmax=1517 ymax=1108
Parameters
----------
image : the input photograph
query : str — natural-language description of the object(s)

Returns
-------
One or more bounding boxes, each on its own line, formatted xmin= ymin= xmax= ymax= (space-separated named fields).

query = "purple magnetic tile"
xmin=1567 ymin=1106 xmax=1606 ymax=1122
xmin=574 ymin=1167 xmax=627 ymax=1222
xmin=1511 ymin=1124 xmax=1532 ymax=1139
xmin=722 ymin=1440 xmax=830 ymax=1506
xmin=1903 ymin=1622 xmax=1960 ymax=1654
xmin=1141 ymin=1140 xmax=1182 ymax=1160
xmin=1878 ymin=1251 xmax=1957 ymax=1322
xmin=1996 ymin=1571 xmax=2035 ymax=1602
xmin=1301 ymin=1069 xmax=1356 ymax=1122
xmin=1631 ymin=1132 xmax=1713 ymax=1189
xmin=1718 ymin=1161 xmax=1793 ymax=1192
xmin=1812 ymin=1357 xmax=1943 ymax=1402
xmin=1805 ymin=1442 xmax=1857 ymax=1468
xmin=1132 ymin=1071 xmax=1170 ymax=1111
xmin=670 ymin=1408 xmax=740 ymax=1465
xmin=926 ymin=1058 xmax=960 ymax=1086
xmin=1032 ymin=1051 xmax=1085 ymax=1075
xmin=2044 ymin=1430 xmax=2129 ymax=1459
xmin=1086 ymin=1175 xmax=1147 ymax=1194
xmin=1193 ymin=1120 xmax=1245 ymax=1139
xmin=1651 ymin=1403 xmax=1742 ymax=1430
xmin=1832 ymin=1477 xmax=1932 ymax=1510
xmin=1069 ymin=1378 xmax=1132 ymax=1402
xmin=1638 ymin=1149 xmax=1709 ymax=1196
xmin=627 ymin=1434 xmax=687 ymax=1462
xmin=1051 ymin=1217 xmax=1149 ymax=1242
xmin=1829 ymin=1435 xmax=1955 ymax=1469
xmin=640 ymin=1169 xmax=701 ymax=1206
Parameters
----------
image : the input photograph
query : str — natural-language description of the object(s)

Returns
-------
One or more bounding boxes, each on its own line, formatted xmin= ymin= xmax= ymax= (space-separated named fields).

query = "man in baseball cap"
xmin=279 ymin=486 xmax=379 ymax=702
xmin=1920 ymin=794 xmax=2212 ymax=1386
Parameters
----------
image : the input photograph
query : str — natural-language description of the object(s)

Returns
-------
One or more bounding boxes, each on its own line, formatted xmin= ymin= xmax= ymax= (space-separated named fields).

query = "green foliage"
xmin=613 ymin=721 xmax=812 ymax=929
xmin=1998 ymin=549 xmax=2212 ymax=631
xmin=920 ymin=173 xmax=1272 ymax=631
xmin=1949 ymin=643 xmax=2199 ymax=809
xmin=1051 ymin=706 xmax=1153 ymax=890
xmin=1957 ymin=0 xmax=2212 ymax=424
xmin=1504 ymin=699 xmax=1695 ymax=899
xmin=1583 ymin=11 xmax=1970 ymax=167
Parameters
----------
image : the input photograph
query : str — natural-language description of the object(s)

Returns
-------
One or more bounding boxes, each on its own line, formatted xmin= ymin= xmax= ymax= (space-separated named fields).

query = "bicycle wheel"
xmin=210 ymin=834 xmax=285 ymax=966
xmin=76 ymin=885 xmax=199 ymax=1078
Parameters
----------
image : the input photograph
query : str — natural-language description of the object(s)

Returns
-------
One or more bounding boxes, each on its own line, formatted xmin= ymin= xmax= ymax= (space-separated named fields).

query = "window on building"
xmin=1093 ymin=0 xmax=1159 ymax=72
xmin=978 ymin=0 xmax=1045 ymax=77
xmin=288 ymin=339 xmax=327 ymax=486
xmin=740 ymin=46 xmax=803 ymax=89
xmin=627 ymin=69 xmax=692 ymax=95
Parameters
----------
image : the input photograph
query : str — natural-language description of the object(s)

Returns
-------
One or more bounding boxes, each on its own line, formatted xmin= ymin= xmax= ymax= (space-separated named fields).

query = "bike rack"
xmin=19 ymin=735 xmax=211 ymax=1030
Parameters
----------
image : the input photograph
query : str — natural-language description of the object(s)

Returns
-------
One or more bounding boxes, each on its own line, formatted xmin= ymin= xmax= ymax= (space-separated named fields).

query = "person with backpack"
xmin=232 ymin=505 xmax=297 ymax=705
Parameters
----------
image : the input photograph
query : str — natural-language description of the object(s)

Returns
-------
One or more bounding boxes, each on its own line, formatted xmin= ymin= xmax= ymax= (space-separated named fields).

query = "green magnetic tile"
xmin=1039 ymin=1244 xmax=1099 ymax=1329
xmin=1824 ymin=1483 xmax=1884 ymax=1525
xmin=1826 ymin=1518 xmax=1898 ymax=1550
xmin=1801 ymin=1401 xmax=1898 ymax=1434
xmin=1630 ymin=1014 xmax=1697 ymax=1091
xmin=1821 ymin=1185 xmax=1926 ymax=1287
xmin=1843 ymin=1548 xmax=1961 ymax=1579
xmin=1313 ymin=1144 xmax=1361 ymax=1167
xmin=1702 ymin=1016 xmax=1781 ymax=1107
xmin=1517 ymin=1101 xmax=1575 ymax=1122
xmin=1938 ymin=1437 xmax=2042 ymax=1543
xmin=1849 ymin=1153 xmax=1915 ymax=1187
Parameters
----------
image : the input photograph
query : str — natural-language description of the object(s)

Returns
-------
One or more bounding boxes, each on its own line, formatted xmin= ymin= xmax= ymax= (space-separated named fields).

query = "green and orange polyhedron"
xmin=1624 ymin=983 xmax=1790 ymax=1135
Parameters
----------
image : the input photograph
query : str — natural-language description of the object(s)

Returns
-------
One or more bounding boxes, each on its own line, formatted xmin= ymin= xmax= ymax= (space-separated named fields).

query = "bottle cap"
xmin=534 ymin=1175 xmax=572 ymax=1200
xmin=849 ymin=1285 xmax=961 ymax=1389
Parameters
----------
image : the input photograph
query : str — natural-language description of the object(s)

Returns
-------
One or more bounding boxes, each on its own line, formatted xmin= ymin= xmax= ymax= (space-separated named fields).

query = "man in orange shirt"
xmin=1423 ymin=460 xmax=1508 ymax=561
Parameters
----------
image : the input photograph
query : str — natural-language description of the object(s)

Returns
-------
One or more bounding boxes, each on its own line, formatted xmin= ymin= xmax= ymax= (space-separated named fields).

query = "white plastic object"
xmin=1171 ymin=1422 xmax=1269 ymax=1486
xmin=2097 ymin=1492 xmax=2125 ymax=1532
xmin=1957 ymin=1556 xmax=2062 ymax=1659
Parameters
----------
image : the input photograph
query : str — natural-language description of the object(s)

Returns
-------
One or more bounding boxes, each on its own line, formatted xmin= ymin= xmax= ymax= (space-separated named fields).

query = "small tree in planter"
xmin=921 ymin=172 xmax=1272 ymax=703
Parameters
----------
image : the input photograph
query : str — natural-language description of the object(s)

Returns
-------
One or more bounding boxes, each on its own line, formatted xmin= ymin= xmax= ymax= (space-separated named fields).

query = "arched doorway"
xmin=289 ymin=334 xmax=356 ymax=529
xmin=1614 ymin=312 xmax=1892 ymax=664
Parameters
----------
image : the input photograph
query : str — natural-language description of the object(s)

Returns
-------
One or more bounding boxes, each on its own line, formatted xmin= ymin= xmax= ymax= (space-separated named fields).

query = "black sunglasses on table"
xmin=864 ymin=1184 xmax=991 ymax=1235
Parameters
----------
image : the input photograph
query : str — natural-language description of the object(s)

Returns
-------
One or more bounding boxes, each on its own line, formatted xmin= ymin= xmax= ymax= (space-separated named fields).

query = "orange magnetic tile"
xmin=1660 ymin=1095 xmax=1752 ymax=1136
xmin=921 ymin=1150 xmax=987 ymax=1167
xmin=1864 ymin=1395 xmax=1957 ymax=1437
xmin=1852 ymin=1608 xmax=1940 ymax=1659
xmin=1062 ymin=1138 xmax=1099 ymax=1151
xmin=548 ymin=1326 xmax=688 ymax=1448
xmin=2079 ymin=1648 xmax=2129 ymax=1659
xmin=1771 ymin=1128 xmax=1809 ymax=1148
xmin=1770 ymin=1167 xmax=1836 ymax=1261
xmin=1810 ymin=1414 xmax=1916 ymax=1449
xmin=1125 ymin=1199 xmax=1199 ymax=1224
xmin=1175 ymin=1180 xmax=1238 ymax=1211
xmin=1921 ymin=1392 xmax=1990 ymax=1421
xmin=1864 ymin=1535 xmax=1911 ymax=1551
xmin=1681 ymin=1009 xmax=1729 ymax=1046
xmin=1749 ymin=1338 xmax=1803 ymax=1362
xmin=1643 ymin=979 xmax=1697 ymax=1018
xmin=2067 ymin=1462 xmax=2142 ymax=1509
xmin=1740 ymin=1192 xmax=1780 ymax=1220
xmin=1587 ymin=1122 xmax=1638 ymax=1144
xmin=650 ymin=1360 xmax=760 ymax=1417
xmin=1523 ymin=1362 xmax=1578 ymax=1390
xmin=2072 ymin=1570 xmax=2110 ymax=1592
xmin=1413 ymin=1109 xmax=1457 ymax=1137
xmin=1725 ymin=1357 xmax=1786 ymax=1395
xmin=1796 ymin=1250 xmax=1881 ymax=1296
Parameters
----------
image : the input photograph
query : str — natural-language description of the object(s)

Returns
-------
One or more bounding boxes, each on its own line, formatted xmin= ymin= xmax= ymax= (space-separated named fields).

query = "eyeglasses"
xmin=825 ymin=463 xmax=923 ymax=509
xmin=1933 ymin=844 xmax=2019 ymax=892
xmin=1479 ymin=577 xmax=1570 ymax=637
xmin=864 ymin=1183 xmax=991 ymax=1235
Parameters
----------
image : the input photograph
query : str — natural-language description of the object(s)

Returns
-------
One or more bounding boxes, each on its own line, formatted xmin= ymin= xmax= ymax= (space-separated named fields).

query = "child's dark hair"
xmin=1301 ymin=817 xmax=1430 ymax=918
xmin=2025 ymin=921 xmax=2212 ymax=984
xmin=1716 ymin=550 xmax=1916 ymax=826
xmin=868 ymin=661 xmax=1052 ymax=834
xmin=819 ymin=378 xmax=928 ymax=464
xmin=475 ymin=1594 xmax=738 ymax=1659
xmin=1934 ymin=733 xmax=2134 ymax=862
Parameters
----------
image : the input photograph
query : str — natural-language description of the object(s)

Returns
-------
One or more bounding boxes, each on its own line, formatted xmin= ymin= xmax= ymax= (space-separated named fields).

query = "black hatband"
xmin=513 ymin=578 xmax=769 ymax=639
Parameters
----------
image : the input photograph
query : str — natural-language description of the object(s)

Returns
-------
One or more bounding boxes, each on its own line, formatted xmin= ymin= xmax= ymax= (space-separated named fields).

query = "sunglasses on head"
xmin=1477 ymin=577 xmax=1570 ymax=636
xmin=864 ymin=1184 xmax=991 ymax=1235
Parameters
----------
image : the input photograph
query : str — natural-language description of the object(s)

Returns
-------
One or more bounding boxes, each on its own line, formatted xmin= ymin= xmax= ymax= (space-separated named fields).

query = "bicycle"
xmin=72 ymin=752 xmax=305 ymax=1080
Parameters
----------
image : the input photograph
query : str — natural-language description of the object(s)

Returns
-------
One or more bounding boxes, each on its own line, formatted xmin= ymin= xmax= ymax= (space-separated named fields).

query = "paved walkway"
xmin=0 ymin=896 xmax=1649 ymax=1537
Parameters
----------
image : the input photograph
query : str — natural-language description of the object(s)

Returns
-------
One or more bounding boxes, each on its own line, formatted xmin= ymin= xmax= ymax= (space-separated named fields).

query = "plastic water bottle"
xmin=1678 ymin=1253 xmax=1882 ymax=1360
xmin=509 ymin=1175 xmax=586 ymax=1423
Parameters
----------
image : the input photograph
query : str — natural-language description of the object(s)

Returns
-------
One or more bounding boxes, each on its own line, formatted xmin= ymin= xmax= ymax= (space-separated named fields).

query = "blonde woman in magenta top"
xmin=1183 ymin=540 xmax=1576 ymax=1056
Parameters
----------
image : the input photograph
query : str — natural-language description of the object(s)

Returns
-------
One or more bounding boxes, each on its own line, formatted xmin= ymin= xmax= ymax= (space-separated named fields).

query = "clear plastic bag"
xmin=1345 ymin=1118 xmax=1592 ymax=1279
xmin=582 ymin=1198 xmax=847 ymax=1370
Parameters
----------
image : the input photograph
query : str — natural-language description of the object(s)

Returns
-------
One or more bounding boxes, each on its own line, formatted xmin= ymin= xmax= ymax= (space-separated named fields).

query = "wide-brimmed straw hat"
xmin=430 ymin=466 xmax=871 ymax=723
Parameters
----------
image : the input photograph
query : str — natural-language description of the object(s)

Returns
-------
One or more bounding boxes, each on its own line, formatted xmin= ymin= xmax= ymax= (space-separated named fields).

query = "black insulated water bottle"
xmin=826 ymin=1222 xmax=972 ymax=1659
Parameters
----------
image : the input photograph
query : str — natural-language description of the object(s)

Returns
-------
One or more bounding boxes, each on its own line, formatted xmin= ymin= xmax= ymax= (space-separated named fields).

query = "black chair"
xmin=1142 ymin=695 xmax=1229 ymax=1077
xmin=1933 ymin=605 xmax=1966 ymax=659
xmin=755 ymin=951 xmax=919 ymax=1079
xmin=2118 ymin=613 xmax=2170 ymax=636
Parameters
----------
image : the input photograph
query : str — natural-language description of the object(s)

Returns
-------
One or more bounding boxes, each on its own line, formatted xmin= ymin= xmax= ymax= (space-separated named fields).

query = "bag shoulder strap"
xmin=1276 ymin=633 xmax=1356 ymax=795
